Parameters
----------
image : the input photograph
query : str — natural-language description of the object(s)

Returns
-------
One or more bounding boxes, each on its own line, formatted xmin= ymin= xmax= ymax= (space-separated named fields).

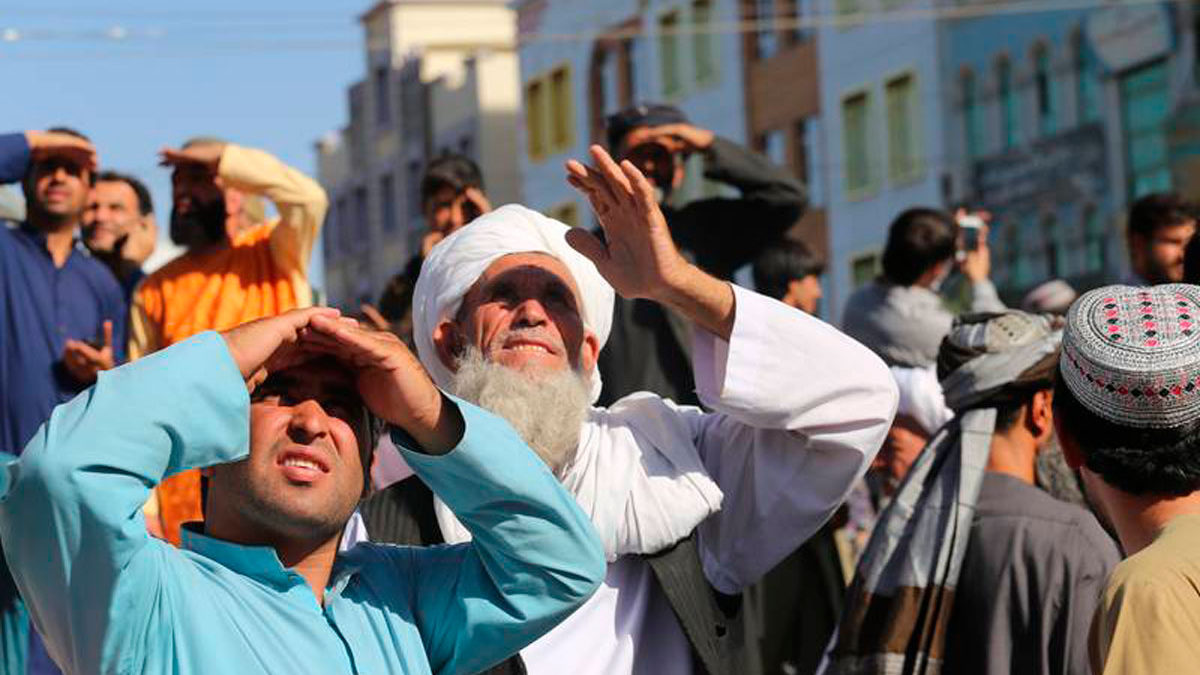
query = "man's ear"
xmin=579 ymin=331 xmax=601 ymax=376
xmin=1030 ymin=389 xmax=1054 ymax=440
xmin=432 ymin=320 xmax=465 ymax=372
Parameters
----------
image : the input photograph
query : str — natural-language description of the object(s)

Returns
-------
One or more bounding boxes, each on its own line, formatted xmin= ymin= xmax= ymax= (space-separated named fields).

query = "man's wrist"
xmin=398 ymin=392 xmax=465 ymax=456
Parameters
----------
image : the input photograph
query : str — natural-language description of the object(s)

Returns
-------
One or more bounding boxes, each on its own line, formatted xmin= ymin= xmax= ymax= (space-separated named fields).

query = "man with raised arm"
xmin=0 ymin=308 xmax=604 ymax=674
xmin=131 ymin=138 xmax=328 ymax=543
xmin=358 ymin=146 xmax=896 ymax=675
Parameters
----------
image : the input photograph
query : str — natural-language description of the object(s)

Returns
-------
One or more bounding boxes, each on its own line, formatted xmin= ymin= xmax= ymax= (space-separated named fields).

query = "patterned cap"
xmin=1061 ymin=284 xmax=1200 ymax=429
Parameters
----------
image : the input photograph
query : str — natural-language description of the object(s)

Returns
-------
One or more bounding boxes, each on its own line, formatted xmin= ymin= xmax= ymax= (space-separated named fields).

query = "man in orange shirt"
xmin=131 ymin=138 xmax=327 ymax=543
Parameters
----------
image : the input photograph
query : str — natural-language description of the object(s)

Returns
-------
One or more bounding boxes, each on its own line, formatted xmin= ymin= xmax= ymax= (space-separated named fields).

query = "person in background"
xmin=130 ymin=137 xmax=327 ymax=545
xmin=842 ymin=207 xmax=1004 ymax=369
xmin=82 ymin=170 xmax=157 ymax=301
xmin=1021 ymin=279 xmax=1077 ymax=315
xmin=1055 ymin=284 xmax=1200 ymax=673
xmin=0 ymin=307 xmax=605 ymax=674
xmin=1125 ymin=193 xmax=1195 ymax=286
xmin=827 ymin=311 xmax=1118 ymax=675
xmin=419 ymin=153 xmax=491 ymax=257
xmin=752 ymin=238 xmax=825 ymax=315
xmin=598 ymin=103 xmax=806 ymax=406
xmin=0 ymin=128 xmax=128 ymax=675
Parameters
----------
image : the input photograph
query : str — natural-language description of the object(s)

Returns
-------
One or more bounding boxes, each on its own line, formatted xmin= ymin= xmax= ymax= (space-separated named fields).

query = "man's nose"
xmin=287 ymin=400 xmax=331 ymax=444
xmin=512 ymin=298 xmax=550 ymax=327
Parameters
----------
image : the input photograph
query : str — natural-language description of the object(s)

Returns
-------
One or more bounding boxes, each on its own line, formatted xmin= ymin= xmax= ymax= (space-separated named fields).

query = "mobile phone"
xmin=959 ymin=214 xmax=984 ymax=248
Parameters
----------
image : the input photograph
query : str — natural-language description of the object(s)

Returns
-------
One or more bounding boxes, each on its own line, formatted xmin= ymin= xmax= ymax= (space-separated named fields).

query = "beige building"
xmin=316 ymin=0 xmax=522 ymax=309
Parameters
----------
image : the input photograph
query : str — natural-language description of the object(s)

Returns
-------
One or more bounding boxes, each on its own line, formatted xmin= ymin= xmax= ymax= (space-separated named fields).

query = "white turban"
xmin=413 ymin=204 xmax=615 ymax=402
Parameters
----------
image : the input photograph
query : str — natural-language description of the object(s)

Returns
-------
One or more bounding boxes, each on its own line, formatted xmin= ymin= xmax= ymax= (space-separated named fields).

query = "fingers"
xmin=619 ymin=160 xmax=658 ymax=213
xmin=102 ymin=321 xmax=113 ymax=350
xmin=589 ymin=145 xmax=634 ymax=196
xmin=565 ymin=228 xmax=609 ymax=267
xmin=464 ymin=187 xmax=492 ymax=213
xmin=565 ymin=159 xmax=617 ymax=208
xmin=360 ymin=304 xmax=391 ymax=333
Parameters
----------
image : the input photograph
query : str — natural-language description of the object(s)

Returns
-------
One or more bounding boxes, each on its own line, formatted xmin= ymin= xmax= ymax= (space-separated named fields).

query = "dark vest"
xmin=359 ymin=477 xmax=743 ymax=675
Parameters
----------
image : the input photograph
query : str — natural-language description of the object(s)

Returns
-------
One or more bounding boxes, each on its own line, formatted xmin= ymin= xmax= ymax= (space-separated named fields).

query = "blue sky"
xmin=2 ymin=1 xmax=366 ymax=278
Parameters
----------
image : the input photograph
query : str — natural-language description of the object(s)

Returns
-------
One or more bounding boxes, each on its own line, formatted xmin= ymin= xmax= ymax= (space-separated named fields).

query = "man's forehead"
xmin=93 ymin=180 xmax=137 ymax=204
xmin=264 ymin=359 xmax=357 ymax=397
xmin=478 ymin=252 xmax=582 ymax=294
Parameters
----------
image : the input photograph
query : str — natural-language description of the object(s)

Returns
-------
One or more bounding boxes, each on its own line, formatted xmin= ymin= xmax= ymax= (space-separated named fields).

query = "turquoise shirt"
xmin=0 ymin=332 xmax=604 ymax=675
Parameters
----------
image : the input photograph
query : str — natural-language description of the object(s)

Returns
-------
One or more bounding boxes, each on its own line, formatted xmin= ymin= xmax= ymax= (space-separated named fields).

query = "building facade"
xmin=316 ymin=0 xmax=522 ymax=310
xmin=816 ymin=0 xmax=950 ymax=323
xmin=943 ymin=1 xmax=1200 ymax=300
xmin=513 ymin=0 xmax=751 ymax=226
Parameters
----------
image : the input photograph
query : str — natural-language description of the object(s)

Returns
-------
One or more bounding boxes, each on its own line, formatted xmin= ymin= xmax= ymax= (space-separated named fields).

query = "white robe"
xmin=351 ymin=285 xmax=898 ymax=675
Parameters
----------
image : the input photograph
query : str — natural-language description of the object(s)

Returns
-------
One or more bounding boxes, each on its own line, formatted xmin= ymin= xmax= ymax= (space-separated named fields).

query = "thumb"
xmin=102 ymin=320 xmax=113 ymax=350
xmin=565 ymin=228 xmax=609 ymax=267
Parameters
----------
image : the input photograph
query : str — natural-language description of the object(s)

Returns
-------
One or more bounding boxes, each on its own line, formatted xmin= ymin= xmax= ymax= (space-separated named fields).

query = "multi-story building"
xmin=816 ymin=0 xmax=951 ymax=323
xmin=316 ymin=0 xmax=522 ymax=310
xmin=740 ymin=0 xmax=829 ymax=292
xmin=513 ymin=0 xmax=751 ymax=226
xmin=943 ymin=1 xmax=1200 ymax=299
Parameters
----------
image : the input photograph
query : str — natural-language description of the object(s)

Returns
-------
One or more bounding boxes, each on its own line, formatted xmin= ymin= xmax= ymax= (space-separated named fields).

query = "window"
xmin=850 ymin=253 xmax=879 ymax=288
xmin=885 ymin=73 xmax=920 ymax=182
xmin=549 ymin=66 xmax=574 ymax=152
xmin=754 ymin=0 xmax=777 ymax=60
xmin=760 ymin=129 xmax=787 ymax=166
xmin=352 ymin=187 xmax=369 ymax=250
xmin=693 ymin=0 xmax=716 ymax=85
xmin=792 ymin=119 xmax=810 ymax=185
xmin=1121 ymin=60 xmax=1172 ymax=198
xmin=834 ymin=0 xmax=861 ymax=27
xmin=549 ymin=201 xmax=580 ymax=229
xmin=997 ymin=58 xmax=1017 ymax=150
xmin=842 ymin=91 xmax=872 ymax=195
xmin=1083 ymin=206 xmax=1107 ymax=273
xmin=1034 ymin=46 xmax=1057 ymax=137
xmin=406 ymin=160 xmax=422 ymax=218
xmin=1075 ymin=35 xmax=1101 ymax=124
xmin=659 ymin=11 xmax=682 ymax=97
xmin=374 ymin=66 xmax=391 ymax=126
xmin=1042 ymin=214 xmax=1061 ymax=277
xmin=380 ymin=173 xmax=397 ymax=233
xmin=780 ymin=0 xmax=807 ymax=45
xmin=525 ymin=78 xmax=547 ymax=160
xmin=963 ymin=70 xmax=982 ymax=160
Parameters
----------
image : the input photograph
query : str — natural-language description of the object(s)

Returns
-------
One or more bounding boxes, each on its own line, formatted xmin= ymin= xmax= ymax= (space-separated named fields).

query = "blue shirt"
xmin=0 ymin=132 xmax=128 ymax=455
xmin=0 ymin=332 xmax=605 ymax=675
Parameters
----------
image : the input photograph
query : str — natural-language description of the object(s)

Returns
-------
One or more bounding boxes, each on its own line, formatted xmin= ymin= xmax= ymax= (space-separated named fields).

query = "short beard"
xmin=448 ymin=346 xmax=591 ymax=476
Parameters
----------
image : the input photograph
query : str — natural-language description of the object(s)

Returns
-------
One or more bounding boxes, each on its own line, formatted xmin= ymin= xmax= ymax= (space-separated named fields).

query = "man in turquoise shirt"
xmin=0 ymin=306 xmax=605 ymax=674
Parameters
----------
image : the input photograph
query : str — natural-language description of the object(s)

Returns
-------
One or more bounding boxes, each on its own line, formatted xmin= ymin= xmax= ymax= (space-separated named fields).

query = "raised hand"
xmin=25 ymin=130 xmax=98 ymax=173
xmin=621 ymin=123 xmax=714 ymax=156
xmin=62 ymin=320 xmax=115 ymax=385
xmin=219 ymin=307 xmax=341 ymax=392
xmin=301 ymin=315 xmax=463 ymax=455
xmin=158 ymin=143 xmax=224 ymax=172
xmin=564 ymin=145 xmax=693 ymax=302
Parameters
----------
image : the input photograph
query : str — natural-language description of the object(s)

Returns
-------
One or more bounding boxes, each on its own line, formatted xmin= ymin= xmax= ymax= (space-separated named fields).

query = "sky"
xmin=2 ymin=1 xmax=366 ymax=279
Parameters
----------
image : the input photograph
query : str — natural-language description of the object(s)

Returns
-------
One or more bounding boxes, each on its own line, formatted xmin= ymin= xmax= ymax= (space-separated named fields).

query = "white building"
xmin=316 ymin=0 xmax=521 ymax=309
xmin=512 ymin=0 xmax=751 ymax=226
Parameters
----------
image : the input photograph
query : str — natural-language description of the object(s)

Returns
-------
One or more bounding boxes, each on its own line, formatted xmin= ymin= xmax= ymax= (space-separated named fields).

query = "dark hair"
xmin=1186 ymin=234 xmax=1200 ymax=285
xmin=1053 ymin=375 xmax=1200 ymax=496
xmin=46 ymin=126 xmax=90 ymax=143
xmin=752 ymin=239 xmax=826 ymax=301
xmin=1128 ymin=192 xmax=1196 ymax=241
xmin=419 ymin=154 xmax=484 ymax=207
xmin=94 ymin=170 xmax=154 ymax=216
xmin=605 ymin=103 xmax=690 ymax=152
xmin=881 ymin=208 xmax=958 ymax=286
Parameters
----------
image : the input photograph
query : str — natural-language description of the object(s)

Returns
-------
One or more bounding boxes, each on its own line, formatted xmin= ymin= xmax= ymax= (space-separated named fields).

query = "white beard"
xmin=448 ymin=346 xmax=591 ymax=476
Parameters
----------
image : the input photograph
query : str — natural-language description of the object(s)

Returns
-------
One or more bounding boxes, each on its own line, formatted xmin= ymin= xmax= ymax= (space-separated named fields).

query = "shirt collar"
xmin=180 ymin=524 xmax=365 ymax=591
xmin=17 ymin=221 xmax=88 ymax=260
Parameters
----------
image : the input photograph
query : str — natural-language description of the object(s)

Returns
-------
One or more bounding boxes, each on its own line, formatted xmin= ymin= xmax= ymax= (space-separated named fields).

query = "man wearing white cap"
xmin=360 ymin=146 xmax=898 ymax=675
xmin=1055 ymin=284 xmax=1200 ymax=674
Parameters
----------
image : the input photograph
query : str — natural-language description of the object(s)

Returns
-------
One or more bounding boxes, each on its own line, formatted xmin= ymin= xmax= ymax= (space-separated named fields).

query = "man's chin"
xmin=491 ymin=351 xmax=569 ymax=373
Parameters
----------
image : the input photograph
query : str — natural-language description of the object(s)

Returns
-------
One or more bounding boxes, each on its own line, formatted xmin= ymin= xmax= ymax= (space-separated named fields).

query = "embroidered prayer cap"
xmin=413 ymin=204 xmax=615 ymax=403
xmin=1060 ymin=284 xmax=1200 ymax=429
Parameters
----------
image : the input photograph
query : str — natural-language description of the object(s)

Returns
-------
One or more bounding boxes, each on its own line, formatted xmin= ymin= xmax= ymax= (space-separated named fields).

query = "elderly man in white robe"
xmin=361 ymin=146 xmax=898 ymax=675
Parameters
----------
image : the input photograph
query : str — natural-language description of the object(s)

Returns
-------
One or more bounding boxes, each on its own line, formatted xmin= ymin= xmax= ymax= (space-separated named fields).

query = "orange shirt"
xmin=131 ymin=144 xmax=327 ymax=543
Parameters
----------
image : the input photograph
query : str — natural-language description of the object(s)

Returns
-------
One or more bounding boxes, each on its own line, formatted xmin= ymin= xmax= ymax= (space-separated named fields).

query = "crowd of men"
xmin=2 ymin=103 xmax=1200 ymax=675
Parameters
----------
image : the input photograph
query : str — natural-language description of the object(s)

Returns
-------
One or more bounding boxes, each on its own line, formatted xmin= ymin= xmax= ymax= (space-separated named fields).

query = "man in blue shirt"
xmin=0 ymin=306 xmax=605 ymax=674
xmin=0 ymin=129 xmax=128 ymax=454
xmin=0 ymin=129 xmax=128 ymax=674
